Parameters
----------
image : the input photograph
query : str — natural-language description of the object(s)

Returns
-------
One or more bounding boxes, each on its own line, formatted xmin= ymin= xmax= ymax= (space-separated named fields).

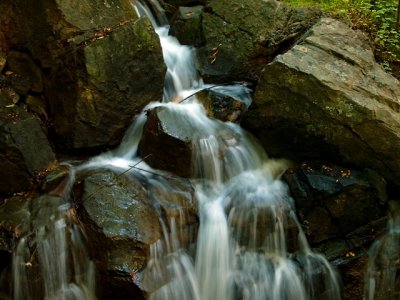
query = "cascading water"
xmin=128 ymin=1 xmax=342 ymax=299
xmin=11 ymin=173 xmax=96 ymax=300
xmin=9 ymin=0 xmax=343 ymax=299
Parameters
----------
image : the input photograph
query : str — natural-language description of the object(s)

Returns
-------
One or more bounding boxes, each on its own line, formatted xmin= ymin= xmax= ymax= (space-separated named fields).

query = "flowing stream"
xmin=10 ymin=0 xmax=345 ymax=299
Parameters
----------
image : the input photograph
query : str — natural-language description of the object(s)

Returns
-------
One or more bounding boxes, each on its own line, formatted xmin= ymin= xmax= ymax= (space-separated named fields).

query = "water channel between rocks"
xmin=8 ymin=1 xmax=399 ymax=300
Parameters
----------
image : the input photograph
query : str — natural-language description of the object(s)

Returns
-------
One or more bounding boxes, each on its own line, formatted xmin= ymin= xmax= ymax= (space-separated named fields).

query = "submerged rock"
xmin=195 ymin=88 xmax=247 ymax=122
xmin=245 ymin=18 xmax=400 ymax=185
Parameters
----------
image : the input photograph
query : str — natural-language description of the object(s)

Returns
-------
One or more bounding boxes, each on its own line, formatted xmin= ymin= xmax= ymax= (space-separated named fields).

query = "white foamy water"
xmin=121 ymin=2 xmax=342 ymax=300
xmin=12 ymin=195 xmax=96 ymax=300
xmin=10 ymin=1 xmax=342 ymax=299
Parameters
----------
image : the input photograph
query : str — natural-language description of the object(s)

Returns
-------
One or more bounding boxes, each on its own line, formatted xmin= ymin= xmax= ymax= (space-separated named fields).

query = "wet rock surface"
xmin=139 ymin=96 xmax=245 ymax=178
xmin=78 ymin=170 xmax=160 ymax=297
xmin=245 ymin=17 xmax=400 ymax=185
xmin=77 ymin=169 xmax=197 ymax=298
xmin=195 ymin=88 xmax=247 ymax=122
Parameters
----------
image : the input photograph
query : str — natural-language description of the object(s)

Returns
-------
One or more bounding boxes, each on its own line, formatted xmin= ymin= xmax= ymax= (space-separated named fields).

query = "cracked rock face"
xmin=244 ymin=18 xmax=400 ymax=185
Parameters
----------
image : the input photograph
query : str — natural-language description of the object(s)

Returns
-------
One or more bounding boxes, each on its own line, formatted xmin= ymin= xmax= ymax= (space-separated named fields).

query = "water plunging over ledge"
xmin=10 ymin=0 xmax=343 ymax=299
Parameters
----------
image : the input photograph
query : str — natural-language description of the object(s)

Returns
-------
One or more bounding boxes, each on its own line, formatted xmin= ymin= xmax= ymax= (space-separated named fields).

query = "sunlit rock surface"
xmin=245 ymin=17 xmax=400 ymax=185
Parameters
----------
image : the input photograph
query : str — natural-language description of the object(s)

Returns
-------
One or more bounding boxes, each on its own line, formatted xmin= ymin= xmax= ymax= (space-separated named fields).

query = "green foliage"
xmin=282 ymin=0 xmax=400 ymax=76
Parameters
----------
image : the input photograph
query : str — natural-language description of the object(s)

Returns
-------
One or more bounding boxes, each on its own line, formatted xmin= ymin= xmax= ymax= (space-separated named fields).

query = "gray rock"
xmin=79 ymin=170 xmax=160 ymax=297
xmin=139 ymin=92 xmax=244 ymax=177
xmin=245 ymin=18 xmax=400 ymax=184
xmin=284 ymin=162 xmax=386 ymax=242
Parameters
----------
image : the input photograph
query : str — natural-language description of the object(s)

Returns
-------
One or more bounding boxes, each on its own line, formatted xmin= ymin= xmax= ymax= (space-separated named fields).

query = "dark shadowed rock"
xmin=284 ymin=162 xmax=386 ymax=243
xmin=0 ymin=195 xmax=31 ymax=252
xmin=0 ymin=194 xmax=32 ymax=298
xmin=245 ymin=18 xmax=400 ymax=185
xmin=170 ymin=6 xmax=205 ymax=47
xmin=6 ymin=51 xmax=43 ymax=95
xmin=0 ymin=89 xmax=55 ymax=195
xmin=0 ymin=37 xmax=5 ymax=72
xmin=194 ymin=0 xmax=321 ymax=82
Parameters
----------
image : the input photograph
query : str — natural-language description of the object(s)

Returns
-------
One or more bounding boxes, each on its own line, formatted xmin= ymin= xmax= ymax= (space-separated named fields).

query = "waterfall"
xmin=11 ymin=170 xmax=96 ymax=300
xmin=9 ymin=0 xmax=343 ymax=299
xmin=125 ymin=1 xmax=342 ymax=299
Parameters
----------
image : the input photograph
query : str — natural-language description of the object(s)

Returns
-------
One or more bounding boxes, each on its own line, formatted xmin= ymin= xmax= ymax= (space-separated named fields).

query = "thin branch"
xmin=177 ymin=82 xmax=251 ymax=104
xmin=82 ymin=154 xmax=151 ymax=203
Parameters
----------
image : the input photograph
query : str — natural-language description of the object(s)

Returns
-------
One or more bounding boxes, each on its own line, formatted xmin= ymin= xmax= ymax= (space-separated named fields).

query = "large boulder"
xmin=186 ymin=0 xmax=321 ymax=82
xmin=78 ymin=170 xmax=160 ymax=299
xmin=244 ymin=18 xmax=400 ymax=185
xmin=3 ymin=0 xmax=165 ymax=150
xmin=77 ymin=168 xmax=197 ymax=298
